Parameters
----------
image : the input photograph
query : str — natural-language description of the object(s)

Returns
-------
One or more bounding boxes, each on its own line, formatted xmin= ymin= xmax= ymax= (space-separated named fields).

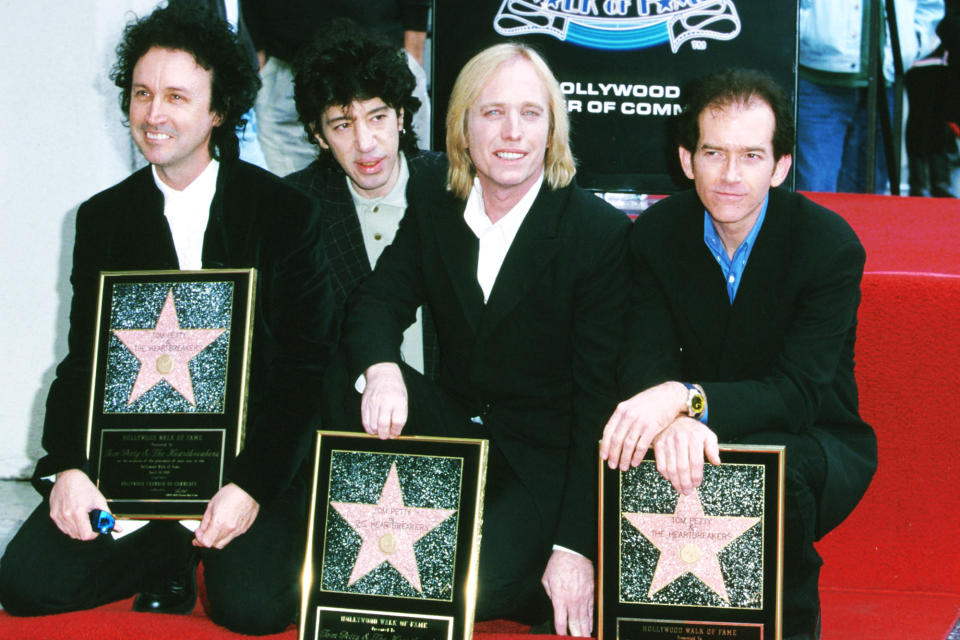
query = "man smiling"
xmin=602 ymin=69 xmax=876 ymax=640
xmin=0 ymin=5 xmax=336 ymax=634
xmin=129 ymin=47 xmax=224 ymax=190
xmin=341 ymin=43 xmax=630 ymax=636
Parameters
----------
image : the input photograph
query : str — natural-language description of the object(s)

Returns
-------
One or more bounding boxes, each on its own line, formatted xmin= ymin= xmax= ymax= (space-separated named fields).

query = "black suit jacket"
xmin=343 ymin=163 xmax=631 ymax=557
xmin=286 ymin=151 xmax=442 ymax=379
xmin=623 ymin=187 xmax=878 ymax=537
xmin=35 ymin=159 xmax=337 ymax=507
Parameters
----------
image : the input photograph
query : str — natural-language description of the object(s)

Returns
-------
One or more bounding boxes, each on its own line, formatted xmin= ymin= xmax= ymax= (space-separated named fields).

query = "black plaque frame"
xmin=599 ymin=445 xmax=784 ymax=640
xmin=85 ymin=269 xmax=256 ymax=518
xmin=300 ymin=431 xmax=488 ymax=640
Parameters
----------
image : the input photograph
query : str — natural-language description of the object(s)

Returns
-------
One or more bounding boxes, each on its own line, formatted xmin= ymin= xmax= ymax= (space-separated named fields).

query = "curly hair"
xmin=445 ymin=43 xmax=576 ymax=199
xmin=677 ymin=68 xmax=795 ymax=161
xmin=293 ymin=20 xmax=421 ymax=174
xmin=110 ymin=2 xmax=261 ymax=160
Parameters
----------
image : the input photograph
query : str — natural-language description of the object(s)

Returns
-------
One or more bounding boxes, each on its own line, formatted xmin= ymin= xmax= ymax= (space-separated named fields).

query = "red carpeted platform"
xmin=808 ymin=192 xmax=960 ymax=640
xmin=1 ymin=193 xmax=958 ymax=639
xmin=0 ymin=597 xmax=554 ymax=640
xmin=803 ymin=192 xmax=959 ymax=275
xmin=813 ymin=271 xmax=960 ymax=640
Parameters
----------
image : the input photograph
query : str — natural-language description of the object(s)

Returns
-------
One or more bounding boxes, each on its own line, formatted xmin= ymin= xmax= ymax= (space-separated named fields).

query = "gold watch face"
xmin=690 ymin=395 xmax=704 ymax=414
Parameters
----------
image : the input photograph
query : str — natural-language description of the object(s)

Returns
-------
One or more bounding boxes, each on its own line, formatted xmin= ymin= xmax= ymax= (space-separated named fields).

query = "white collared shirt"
xmin=462 ymin=173 xmax=544 ymax=303
xmin=348 ymin=154 xmax=424 ymax=374
xmin=348 ymin=153 xmax=410 ymax=269
xmin=152 ymin=160 xmax=219 ymax=270
xmin=96 ymin=160 xmax=220 ymax=537
xmin=463 ymin=172 xmax=581 ymax=560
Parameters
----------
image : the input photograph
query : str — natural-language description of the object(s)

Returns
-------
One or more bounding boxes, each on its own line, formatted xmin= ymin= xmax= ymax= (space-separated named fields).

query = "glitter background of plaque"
xmin=619 ymin=461 xmax=764 ymax=609
xmin=103 ymin=281 xmax=233 ymax=414
xmin=321 ymin=451 xmax=462 ymax=602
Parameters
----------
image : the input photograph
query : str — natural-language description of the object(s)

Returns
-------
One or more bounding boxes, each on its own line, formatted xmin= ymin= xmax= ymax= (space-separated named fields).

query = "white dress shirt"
xmin=462 ymin=173 xmax=544 ymax=303
xmin=348 ymin=154 xmax=425 ymax=374
xmin=152 ymin=159 xmax=219 ymax=269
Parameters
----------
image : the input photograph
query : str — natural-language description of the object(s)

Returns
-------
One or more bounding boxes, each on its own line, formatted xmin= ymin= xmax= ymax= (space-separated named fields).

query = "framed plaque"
xmin=85 ymin=269 xmax=256 ymax=518
xmin=300 ymin=431 xmax=488 ymax=640
xmin=599 ymin=445 xmax=784 ymax=640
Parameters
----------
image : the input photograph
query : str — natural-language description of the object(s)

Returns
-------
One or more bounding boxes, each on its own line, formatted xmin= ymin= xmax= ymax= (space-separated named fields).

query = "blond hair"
xmin=445 ymin=43 xmax=576 ymax=199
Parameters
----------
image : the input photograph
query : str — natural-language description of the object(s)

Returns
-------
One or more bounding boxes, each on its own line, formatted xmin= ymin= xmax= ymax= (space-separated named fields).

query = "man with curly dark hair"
xmin=0 ymin=3 xmax=337 ymax=634
xmin=287 ymin=21 xmax=441 ymax=381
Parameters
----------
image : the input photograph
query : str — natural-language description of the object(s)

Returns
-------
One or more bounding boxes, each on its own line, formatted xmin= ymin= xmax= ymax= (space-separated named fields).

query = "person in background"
xmin=797 ymin=0 xmax=943 ymax=192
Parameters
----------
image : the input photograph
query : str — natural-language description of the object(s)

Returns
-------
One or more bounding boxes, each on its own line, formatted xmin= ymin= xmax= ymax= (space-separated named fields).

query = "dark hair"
xmin=677 ymin=68 xmax=795 ymax=161
xmin=293 ymin=19 xmax=420 ymax=173
xmin=110 ymin=2 xmax=261 ymax=160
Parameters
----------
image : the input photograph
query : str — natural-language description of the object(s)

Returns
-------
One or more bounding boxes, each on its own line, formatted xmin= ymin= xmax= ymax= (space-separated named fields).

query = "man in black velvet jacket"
xmin=341 ymin=43 xmax=629 ymax=636
xmin=0 ymin=5 xmax=336 ymax=635
xmin=601 ymin=69 xmax=877 ymax=640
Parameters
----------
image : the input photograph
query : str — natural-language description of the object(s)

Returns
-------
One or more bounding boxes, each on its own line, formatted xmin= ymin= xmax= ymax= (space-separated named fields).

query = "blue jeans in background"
xmin=796 ymin=76 xmax=891 ymax=193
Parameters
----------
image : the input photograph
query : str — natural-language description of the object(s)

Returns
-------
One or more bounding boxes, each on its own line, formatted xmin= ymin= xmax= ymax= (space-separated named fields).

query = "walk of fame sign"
xmin=599 ymin=446 xmax=784 ymax=640
xmin=301 ymin=432 xmax=487 ymax=640
xmin=85 ymin=270 xmax=255 ymax=518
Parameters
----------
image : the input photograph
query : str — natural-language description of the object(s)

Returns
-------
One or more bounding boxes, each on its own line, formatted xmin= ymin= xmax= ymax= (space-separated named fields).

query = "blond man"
xmin=340 ymin=43 xmax=630 ymax=635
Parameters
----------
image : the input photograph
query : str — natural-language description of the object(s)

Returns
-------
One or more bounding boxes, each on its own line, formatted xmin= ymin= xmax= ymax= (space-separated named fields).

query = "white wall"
xmin=0 ymin=1 xmax=158 ymax=478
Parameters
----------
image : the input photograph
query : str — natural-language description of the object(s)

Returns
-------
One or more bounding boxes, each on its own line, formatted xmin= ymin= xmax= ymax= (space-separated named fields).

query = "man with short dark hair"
xmin=287 ymin=23 xmax=440 ymax=380
xmin=341 ymin=43 xmax=630 ymax=636
xmin=0 ymin=4 xmax=336 ymax=635
xmin=602 ymin=69 xmax=877 ymax=639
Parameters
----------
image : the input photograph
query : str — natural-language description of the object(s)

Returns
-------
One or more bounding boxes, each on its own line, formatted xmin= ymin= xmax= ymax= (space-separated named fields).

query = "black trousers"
xmin=736 ymin=430 xmax=827 ymax=638
xmin=322 ymin=357 xmax=553 ymax=623
xmin=0 ymin=479 xmax=307 ymax=636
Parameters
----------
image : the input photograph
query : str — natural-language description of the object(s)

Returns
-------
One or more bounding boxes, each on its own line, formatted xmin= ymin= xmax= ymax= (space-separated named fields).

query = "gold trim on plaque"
xmin=315 ymin=606 xmax=454 ymax=640
xmin=301 ymin=431 xmax=487 ymax=640
xmin=598 ymin=444 xmax=785 ymax=640
xmin=85 ymin=269 xmax=255 ymax=519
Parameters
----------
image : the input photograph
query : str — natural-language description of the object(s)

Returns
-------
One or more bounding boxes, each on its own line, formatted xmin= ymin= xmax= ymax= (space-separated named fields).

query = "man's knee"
xmin=0 ymin=545 xmax=89 ymax=616
xmin=204 ymin=576 xmax=295 ymax=635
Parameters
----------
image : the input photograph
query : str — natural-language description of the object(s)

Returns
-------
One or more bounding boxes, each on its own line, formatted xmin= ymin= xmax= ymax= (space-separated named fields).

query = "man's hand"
xmin=49 ymin=469 xmax=113 ymax=541
xmin=600 ymin=381 xmax=689 ymax=471
xmin=361 ymin=362 xmax=408 ymax=439
xmin=652 ymin=417 xmax=721 ymax=495
xmin=193 ymin=483 xmax=259 ymax=549
xmin=541 ymin=549 xmax=595 ymax=637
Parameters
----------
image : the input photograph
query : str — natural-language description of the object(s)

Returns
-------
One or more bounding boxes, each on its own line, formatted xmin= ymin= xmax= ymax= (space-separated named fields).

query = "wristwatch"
xmin=682 ymin=383 xmax=707 ymax=420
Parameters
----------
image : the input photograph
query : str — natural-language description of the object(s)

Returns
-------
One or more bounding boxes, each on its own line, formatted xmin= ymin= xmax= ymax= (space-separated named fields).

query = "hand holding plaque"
xmin=599 ymin=446 xmax=785 ymax=640
xmin=86 ymin=270 xmax=255 ymax=519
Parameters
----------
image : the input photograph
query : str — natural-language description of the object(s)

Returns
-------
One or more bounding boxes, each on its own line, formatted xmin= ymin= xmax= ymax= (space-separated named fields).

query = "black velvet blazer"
xmin=623 ymin=187 xmax=878 ymax=537
xmin=343 ymin=159 xmax=631 ymax=557
xmin=35 ymin=159 xmax=337 ymax=507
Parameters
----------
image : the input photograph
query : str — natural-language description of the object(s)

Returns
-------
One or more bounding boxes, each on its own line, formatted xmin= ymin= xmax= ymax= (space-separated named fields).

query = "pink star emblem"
xmin=112 ymin=289 xmax=225 ymax=406
xmin=624 ymin=491 xmax=760 ymax=602
xmin=331 ymin=463 xmax=456 ymax=593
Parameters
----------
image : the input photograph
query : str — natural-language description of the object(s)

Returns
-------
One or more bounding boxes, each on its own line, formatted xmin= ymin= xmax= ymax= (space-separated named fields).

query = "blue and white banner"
xmin=433 ymin=0 xmax=797 ymax=192
xmin=492 ymin=0 xmax=741 ymax=53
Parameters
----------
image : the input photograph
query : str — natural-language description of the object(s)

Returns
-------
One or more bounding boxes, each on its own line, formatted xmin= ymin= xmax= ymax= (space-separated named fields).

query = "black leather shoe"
xmin=132 ymin=553 xmax=198 ymax=614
